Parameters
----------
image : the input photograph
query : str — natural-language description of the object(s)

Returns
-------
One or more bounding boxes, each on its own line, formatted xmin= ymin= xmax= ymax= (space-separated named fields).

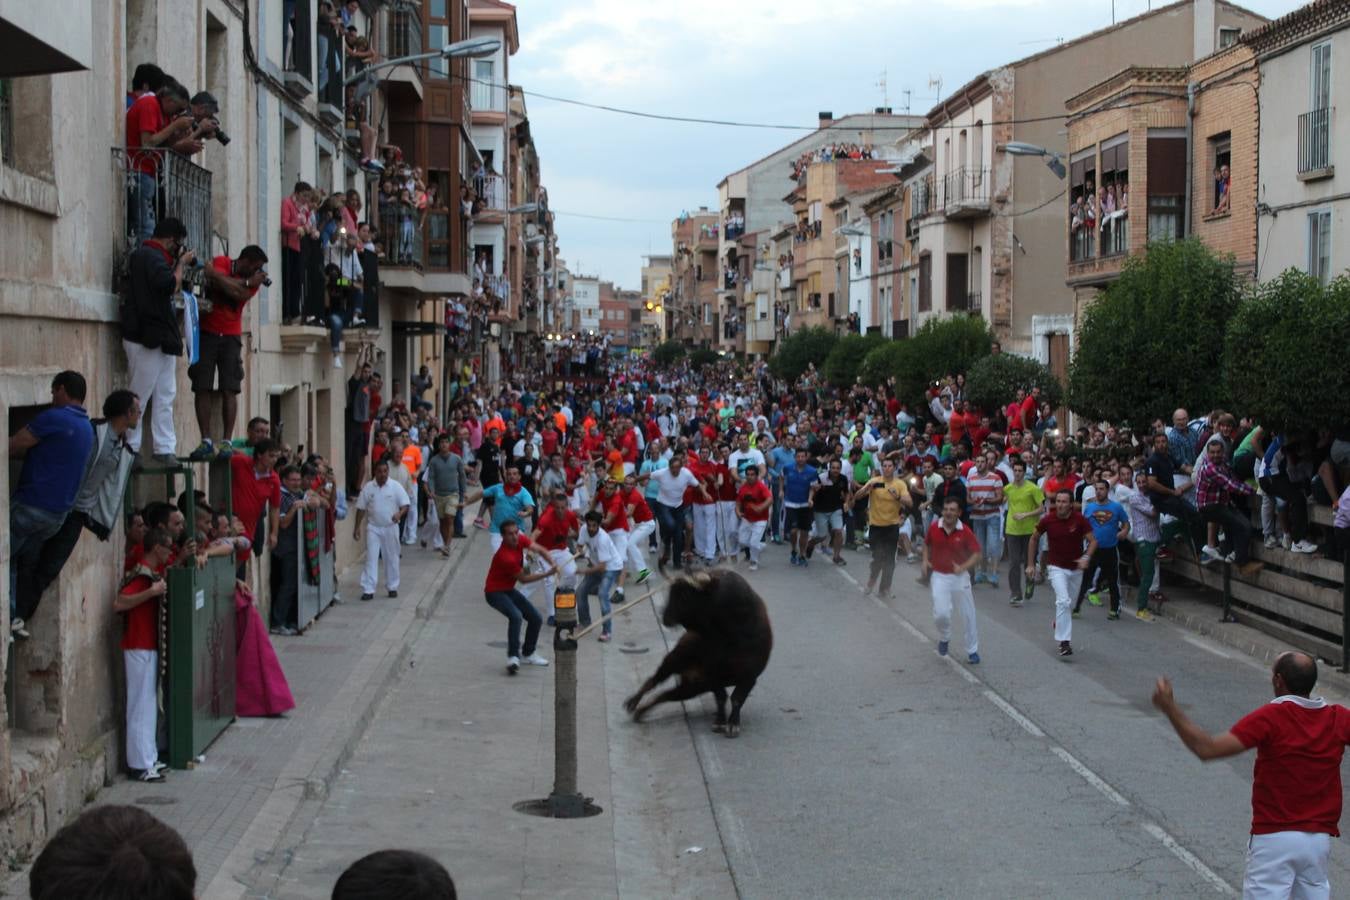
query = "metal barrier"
xmin=165 ymin=554 xmax=237 ymax=768
xmin=295 ymin=510 xmax=337 ymax=631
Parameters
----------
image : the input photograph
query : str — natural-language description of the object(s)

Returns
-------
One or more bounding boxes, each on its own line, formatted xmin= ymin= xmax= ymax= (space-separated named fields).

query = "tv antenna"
xmin=900 ymin=89 xmax=912 ymax=115
xmin=927 ymin=74 xmax=943 ymax=103
xmin=877 ymin=69 xmax=889 ymax=109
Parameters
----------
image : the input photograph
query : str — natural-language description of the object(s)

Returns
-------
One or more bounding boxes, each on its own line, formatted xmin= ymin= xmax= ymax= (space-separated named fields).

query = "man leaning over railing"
xmin=124 ymin=77 xmax=215 ymax=241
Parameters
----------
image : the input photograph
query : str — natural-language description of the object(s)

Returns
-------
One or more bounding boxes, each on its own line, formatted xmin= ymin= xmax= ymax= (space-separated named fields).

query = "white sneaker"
xmin=748 ymin=561 xmax=759 ymax=571
xmin=1290 ymin=539 xmax=1318 ymax=554
xmin=333 ymin=356 xmax=343 ymax=369
xmin=521 ymin=653 xmax=550 ymax=666
xmin=1281 ymin=534 xmax=1293 ymax=550
xmin=1199 ymin=545 xmax=1223 ymax=565
xmin=1263 ymin=535 xmax=1278 ymax=549
xmin=507 ymin=656 xmax=520 ymax=675
xmin=10 ymin=617 xmax=30 ymax=639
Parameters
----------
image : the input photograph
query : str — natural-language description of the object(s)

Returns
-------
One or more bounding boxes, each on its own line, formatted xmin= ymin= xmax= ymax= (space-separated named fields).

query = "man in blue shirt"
xmin=8 ymin=371 xmax=95 ymax=639
xmin=780 ymin=448 xmax=818 ymax=567
xmin=477 ymin=464 xmax=536 ymax=553
xmin=1075 ymin=477 xmax=1130 ymax=619
xmin=765 ymin=437 xmax=796 ymax=545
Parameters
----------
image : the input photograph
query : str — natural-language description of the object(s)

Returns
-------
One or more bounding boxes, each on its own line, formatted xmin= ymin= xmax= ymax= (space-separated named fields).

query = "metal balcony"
xmin=1297 ymin=107 xmax=1334 ymax=179
xmin=112 ymin=147 xmax=213 ymax=261
xmin=942 ymin=166 xmax=990 ymax=218
xmin=283 ymin=0 xmax=314 ymax=97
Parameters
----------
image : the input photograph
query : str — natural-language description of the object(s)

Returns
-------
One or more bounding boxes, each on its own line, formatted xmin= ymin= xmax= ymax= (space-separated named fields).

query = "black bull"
xmin=623 ymin=569 xmax=773 ymax=738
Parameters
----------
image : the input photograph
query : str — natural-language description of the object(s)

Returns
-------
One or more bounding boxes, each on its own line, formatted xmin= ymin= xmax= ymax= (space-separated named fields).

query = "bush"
xmin=1224 ymin=271 xmax=1350 ymax=433
xmin=687 ymin=347 xmax=721 ymax=370
xmin=1068 ymin=238 xmax=1240 ymax=427
xmin=652 ymin=340 xmax=685 ymax=367
xmin=768 ymin=327 xmax=838 ymax=382
xmin=859 ymin=340 xmax=911 ymax=387
xmin=965 ymin=353 xmax=1063 ymax=414
xmin=906 ymin=316 xmax=994 ymax=387
xmin=823 ymin=333 xmax=888 ymax=385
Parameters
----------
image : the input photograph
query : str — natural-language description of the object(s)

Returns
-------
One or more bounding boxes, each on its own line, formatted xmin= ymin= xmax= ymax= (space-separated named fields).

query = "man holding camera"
xmin=187 ymin=246 xmax=269 ymax=462
xmin=124 ymin=79 xmax=216 ymax=240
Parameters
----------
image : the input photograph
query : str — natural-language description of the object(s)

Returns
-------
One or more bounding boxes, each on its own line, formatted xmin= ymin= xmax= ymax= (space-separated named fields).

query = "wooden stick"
xmin=568 ymin=582 xmax=665 ymax=640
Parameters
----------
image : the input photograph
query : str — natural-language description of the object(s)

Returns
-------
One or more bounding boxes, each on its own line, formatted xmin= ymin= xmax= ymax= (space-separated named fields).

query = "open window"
xmin=1209 ymin=132 xmax=1231 ymax=214
xmin=1099 ymin=134 xmax=1129 ymax=255
xmin=1068 ymin=148 xmax=1097 ymax=261
xmin=1147 ymin=133 xmax=1186 ymax=242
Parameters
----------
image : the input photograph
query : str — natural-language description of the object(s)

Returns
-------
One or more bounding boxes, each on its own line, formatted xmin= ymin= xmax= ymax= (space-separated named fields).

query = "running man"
xmin=1028 ymin=489 xmax=1095 ymax=657
xmin=922 ymin=497 xmax=982 ymax=663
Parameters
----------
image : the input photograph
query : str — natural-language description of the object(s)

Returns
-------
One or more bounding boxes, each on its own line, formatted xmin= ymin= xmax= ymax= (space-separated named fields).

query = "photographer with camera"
xmin=121 ymin=217 xmax=195 ymax=464
xmin=322 ymin=232 xmax=363 ymax=369
xmin=187 ymin=245 xmax=269 ymax=462
xmin=125 ymin=79 xmax=195 ymax=241
xmin=187 ymin=91 xmax=230 ymax=146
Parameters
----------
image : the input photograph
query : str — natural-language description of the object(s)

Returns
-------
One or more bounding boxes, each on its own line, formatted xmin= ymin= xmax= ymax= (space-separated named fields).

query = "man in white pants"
xmin=735 ymin=465 xmax=772 ymax=570
xmin=1028 ymin=489 xmax=1096 ymax=658
xmin=689 ymin=457 xmax=720 ymax=564
xmin=354 ymin=459 xmax=410 ymax=601
xmin=621 ymin=474 xmax=656 ymax=582
xmin=596 ymin=478 xmax=631 ymax=598
xmin=115 ymin=528 xmax=176 ymax=780
xmin=713 ymin=444 xmax=740 ymax=560
xmin=532 ymin=490 xmax=580 ymax=622
xmin=922 ymin=497 xmax=982 ymax=663
xmin=1153 ymin=652 xmax=1349 ymax=900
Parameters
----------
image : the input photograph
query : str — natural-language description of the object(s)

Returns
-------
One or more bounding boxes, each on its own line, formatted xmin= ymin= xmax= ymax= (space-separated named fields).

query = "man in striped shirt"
xmin=965 ymin=453 xmax=1005 ymax=589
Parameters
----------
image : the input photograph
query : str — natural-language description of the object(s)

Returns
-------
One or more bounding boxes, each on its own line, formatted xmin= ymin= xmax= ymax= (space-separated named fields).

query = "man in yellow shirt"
xmin=852 ymin=457 xmax=912 ymax=599
xmin=1002 ymin=458 xmax=1045 ymax=606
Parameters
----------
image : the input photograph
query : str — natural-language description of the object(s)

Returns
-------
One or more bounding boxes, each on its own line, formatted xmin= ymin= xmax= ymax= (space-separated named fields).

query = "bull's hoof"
xmin=711 ymin=721 xmax=726 ymax=733
xmin=623 ymin=694 xmax=641 ymax=715
xmin=724 ymin=723 xmax=740 ymax=739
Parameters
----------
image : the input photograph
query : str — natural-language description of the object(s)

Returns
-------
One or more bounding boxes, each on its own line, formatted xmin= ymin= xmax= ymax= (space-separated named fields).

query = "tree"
xmin=1224 ymin=271 xmax=1350 ymax=433
xmin=965 ymin=352 xmax=1063 ymax=414
xmin=1068 ymin=238 xmax=1240 ymax=427
xmin=652 ymin=340 xmax=685 ymax=368
xmin=768 ymin=327 xmax=838 ymax=382
xmin=687 ymin=347 xmax=721 ymax=370
xmin=822 ymin=333 xmax=887 ymax=385
xmin=858 ymin=317 xmax=992 ymax=407
xmin=859 ymin=340 xmax=911 ymax=387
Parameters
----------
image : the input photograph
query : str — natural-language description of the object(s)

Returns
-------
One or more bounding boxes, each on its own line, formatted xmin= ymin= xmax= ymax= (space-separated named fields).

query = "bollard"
xmin=547 ymin=585 xmax=588 ymax=818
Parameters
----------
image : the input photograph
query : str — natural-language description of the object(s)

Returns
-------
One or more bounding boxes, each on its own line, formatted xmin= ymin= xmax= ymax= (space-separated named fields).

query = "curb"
xmin=201 ymin=534 xmax=476 ymax=900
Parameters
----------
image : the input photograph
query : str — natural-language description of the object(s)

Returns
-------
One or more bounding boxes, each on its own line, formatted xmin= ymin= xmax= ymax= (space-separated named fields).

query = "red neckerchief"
xmin=503 ymin=483 xmax=522 ymax=497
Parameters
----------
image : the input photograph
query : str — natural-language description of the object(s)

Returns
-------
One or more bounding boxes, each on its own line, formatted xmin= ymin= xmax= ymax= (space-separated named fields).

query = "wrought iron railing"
xmin=942 ymin=166 xmax=990 ymax=210
xmin=112 ymin=147 xmax=214 ymax=260
xmin=1298 ymin=107 xmax=1333 ymax=174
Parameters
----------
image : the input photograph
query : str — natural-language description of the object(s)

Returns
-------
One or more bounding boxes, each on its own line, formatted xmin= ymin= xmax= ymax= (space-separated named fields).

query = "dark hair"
xmin=159 ymin=78 xmax=189 ymax=102
xmin=131 ymin=63 xmax=166 ymax=92
xmin=143 ymin=527 xmax=175 ymax=552
xmin=1274 ymin=652 xmax=1317 ymax=697
xmin=52 ymin=370 xmax=88 ymax=402
xmin=294 ymin=180 xmax=313 ymax=195
xmin=584 ymin=510 xmax=604 ymax=525
xmin=253 ymin=438 xmax=278 ymax=457
xmin=30 ymin=804 xmax=196 ymax=900
xmin=331 ymin=849 xmax=456 ymax=900
xmin=248 ymin=416 xmax=269 ymax=431
xmin=238 ymin=244 xmax=269 ymax=265
xmin=373 ymin=458 xmax=390 ymax=471
xmin=942 ymin=497 xmax=962 ymax=510
xmin=142 ymin=501 xmax=175 ymax=530
xmin=152 ymin=217 xmax=188 ymax=240
xmin=103 ymin=389 xmax=138 ymax=419
xmin=279 ymin=465 xmax=301 ymax=481
xmin=1054 ymin=488 xmax=1073 ymax=500
xmin=1011 ymin=458 xmax=1026 ymax=470
xmin=743 ymin=464 xmax=759 ymax=475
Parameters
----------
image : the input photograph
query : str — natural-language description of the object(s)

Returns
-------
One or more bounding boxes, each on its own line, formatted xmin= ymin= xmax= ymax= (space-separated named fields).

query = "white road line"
xmin=1182 ymin=634 xmax=1232 ymax=659
xmin=1140 ymin=823 xmax=1238 ymax=896
xmin=838 ymin=569 xmax=859 ymax=587
xmin=696 ymin=733 xmax=724 ymax=780
xmin=719 ymin=807 xmax=762 ymax=882
xmin=944 ymin=656 xmax=980 ymax=683
xmin=982 ymin=690 xmax=1045 ymax=737
xmin=1049 ymin=746 xmax=1130 ymax=807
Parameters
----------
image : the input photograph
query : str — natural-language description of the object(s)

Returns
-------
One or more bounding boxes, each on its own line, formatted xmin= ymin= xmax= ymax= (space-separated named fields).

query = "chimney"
xmin=1193 ymin=0 xmax=1216 ymax=59
xmin=818 ymin=111 xmax=834 ymax=130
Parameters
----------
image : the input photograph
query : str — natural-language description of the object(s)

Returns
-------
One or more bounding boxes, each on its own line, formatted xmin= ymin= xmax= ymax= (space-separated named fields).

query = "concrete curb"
xmin=202 ymin=534 xmax=476 ymax=900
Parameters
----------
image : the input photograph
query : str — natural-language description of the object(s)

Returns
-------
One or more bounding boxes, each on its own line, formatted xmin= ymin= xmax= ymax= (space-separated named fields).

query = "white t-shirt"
xmin=578 ymin=527 xmax=624 ymax=571
xmin=650 ymin=466 xmax=699 ymax=507
xmin=727 ymin=448 xmax=766 ymax=481
xmin=357 ymin=479 xmax=410 ymax=527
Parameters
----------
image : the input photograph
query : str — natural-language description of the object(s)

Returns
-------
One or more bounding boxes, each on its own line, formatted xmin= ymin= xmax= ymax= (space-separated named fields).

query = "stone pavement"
xmin=2 ymin=530 xmax=476 ymax=897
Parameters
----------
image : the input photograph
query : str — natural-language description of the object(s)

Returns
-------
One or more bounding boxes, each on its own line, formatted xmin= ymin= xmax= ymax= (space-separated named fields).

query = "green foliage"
xmin=1067 ymin=238 xmax=1240 ymax=427
xmin=1224 ymin=270 xmax=1350 ymax=433
xmin=652 ymin=340 xmax=686 ymax=367
xmin=687 ymin=347 xmax=721 ymax=370
xmin=768 ymin=327 xmax=838 ymax=382
xmin=822 ymin=333 xmax=888 ymax=385
xmin=965 ymin=353 xmax=1063 ymax=413
xmin=905 ymin=316 xmax=994 ymax=387
xmin=859 ymin=340 xmax=912 ymax=387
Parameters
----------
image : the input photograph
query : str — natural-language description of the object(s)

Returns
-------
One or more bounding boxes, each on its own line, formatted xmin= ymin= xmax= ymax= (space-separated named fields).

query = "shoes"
xmin=360 ymin=593 xmax=374 ymax=601
xmin=1156 ymin=548 xmax=1174 ymax=562
xmin=987 ymin=573 xmax=999 ymax=589
xmin=1071 ymin=609 xmax=1081 ymax=619
xmin=521 ymin=653 xmax=549 ymax=666
xmin=333 ymin=356 xmax=344 ymax=369
xmin=598 ymin=633 xmax=612 ymax=643
xmin=1134 ymin=609 xmax=1156 ymax=622
xmin=1058 ymin=641 xmax=1073 ymax=657
xmin=833 ymin=557 xmax=846 ymax=566
xmin=1263 ymin=534 xmax=1278 ymax=549
xmin=216 ymin=441 xmax=235 ymax=461
xmin=804 ymin=543 xmax=815 ymax=559
xmin=1087 ymin=592 xmax=1102 ymax=607
xmin=906 ymin=553 xmax=917 ymax=564
xmin=187 ymin=439 xmax=215 ymax=462
xmin=351 ymin=316 xmax=367 ymax=327
xmin=151 ymin=453 xmax=179 ymax=467
xmin=973 ymin=572 xmax=987 ymax=585
xmin=134 ymin=767 xmax=166 ymax=783
xmin=10 ymin=617 xmax=30 ymax=640
xmin=635 ymin=568 xmax=651 ymax=584
xmin=1290 ymin=539 xmax=1318 ymax=554
xmin=968 ymin=652 xmax=980 ymax=665
xmin=1149 ymin=590 xmax=1166 ymax=608
xmin=790 ymin=552 xmax=799 ymax=565
xmin=507 ymin=656 xmax=520 ymax=675
xmin=799 ymin=557 xmax=809 ymax=568
xmin=1023 ymin=581 xmax=1036 ymax=602
xmin=438 ymin=547 xmax=451 ymax=558
xmin=1281 ymin=534 xmax=1293 ymax=551
xmin=388 ymin=590 xmax=398 ymax=598
xmin=748 ymin=561 xmax=759 ymax=571
xmin=1200 ymin=545 xmax=1223 ymax=565
xmin=1106 ymin=610 xmax=1120 ymax=620
xmin=937 ymin=640 xmax=949 ymax=657
xmin=1009 ymin=597 xmax=1023 ymax=608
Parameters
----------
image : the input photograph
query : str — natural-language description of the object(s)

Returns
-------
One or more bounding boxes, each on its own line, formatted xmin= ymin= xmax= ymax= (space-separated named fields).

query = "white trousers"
xmin=361 ymin=523 xmax=401 ymax=593
xmin=1244 ymin=831 xmax=1330 ymax=900
xmin=627 ymin=520 xmax=656 ymax=572
xmin=542 ymin=547 xmax=579 ymax=616
xmin=571 ymin=485 xmax=589 ymax=513
xmin=931 ymin=571 xmax=979 ymax=655
xmin=692 ymin=504 xmax=717 ymax=560
xmin=1048 ymin=565 xmax=1082 ymax=642
xmin=607 ymin=529 xmax=629 ymax=574
xmin=717 ymin=501 xmax=739 ymax=555
xmin=124 ymin=649 xmax=159 ymax=771
xmin=402 ymin=482 xmax=419 ymax=544
xmin=123 ymin=339 xmax=178 ymax=454
xmin=418 ymin=505 xmax=443 ymax=548
xmin=737 ymin=519 xmax=767 ymax=563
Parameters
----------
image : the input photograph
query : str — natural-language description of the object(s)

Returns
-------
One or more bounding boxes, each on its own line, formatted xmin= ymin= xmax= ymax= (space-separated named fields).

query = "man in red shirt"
xmin=735 ymin=464 xmax=772 ymax=570
xmin=621 ymin=474 xmax=656 ymax=583
xmin=188 ymin=247 xmax=269 ymax=462
xmin=125 ymin=80 xmax=196 ymax=240
xmin=230 ymin=439 xmax=282 ymax=579
xmin=1153 ymin=652 xmax=1350 ymax=898
xmin=115 ymin=527 xmax=175 ymax=781
xmin=483 ymin=519 xmax=557 ymax=674
xmin=923 ymin=497 xmax=983 ymax=663
xmin=531 ymin=491 xmax=580 ymax=624
xmin=597 ymin=479 xmax=631 ymax=597
xmin=1028 ymin=489 xmax=1096 ymax=657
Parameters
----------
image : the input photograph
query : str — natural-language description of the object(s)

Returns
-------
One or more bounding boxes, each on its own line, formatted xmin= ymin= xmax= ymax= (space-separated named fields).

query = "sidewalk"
xmin=2 ymin=531 xmax=476 ymax=897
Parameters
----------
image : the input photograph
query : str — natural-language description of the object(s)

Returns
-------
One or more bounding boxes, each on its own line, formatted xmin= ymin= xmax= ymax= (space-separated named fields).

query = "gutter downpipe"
xmin=1184 ymin=82 xmax=1196 ymax=236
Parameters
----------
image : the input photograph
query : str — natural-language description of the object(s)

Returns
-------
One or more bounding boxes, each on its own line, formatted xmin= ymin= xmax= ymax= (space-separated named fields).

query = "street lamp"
xmin=836 ymin=224 xmax=870 ymax=237
xmin=1002 ymin=141 xmax=1067 ymax=179
xmin=346 ymin=37 xmax=502 ymax=100
xmin=508 ymin=202 xmax=540 ymax=215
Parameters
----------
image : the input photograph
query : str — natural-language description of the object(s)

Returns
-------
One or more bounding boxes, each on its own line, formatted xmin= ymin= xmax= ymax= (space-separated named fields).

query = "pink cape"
xmin=234 ymin=585 xmax=296 ymax=717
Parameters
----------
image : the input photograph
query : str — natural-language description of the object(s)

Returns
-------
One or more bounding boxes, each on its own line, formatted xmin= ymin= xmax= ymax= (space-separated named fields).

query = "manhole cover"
xmin=618 ymin=646 xmax=650 ymax=654
xmin=513 ymin=797 xmax=603 ymax=819
xmin=135 ymin=796 xmax=178 ymax=806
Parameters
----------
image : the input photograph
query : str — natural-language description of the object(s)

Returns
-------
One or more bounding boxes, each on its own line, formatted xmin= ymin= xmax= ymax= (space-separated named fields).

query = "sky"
xmin=508 ymin=0 xmax=1297 ymax=290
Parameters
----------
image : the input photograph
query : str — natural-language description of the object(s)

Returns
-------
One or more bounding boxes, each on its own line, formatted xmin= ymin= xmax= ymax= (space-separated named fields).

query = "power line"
xmin=552 ymin=209 xmax=670 ymax=224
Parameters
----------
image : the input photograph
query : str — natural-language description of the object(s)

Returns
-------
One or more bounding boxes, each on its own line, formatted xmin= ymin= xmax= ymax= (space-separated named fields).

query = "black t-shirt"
xmin=1144 ymin=450 xmax=1175 ymax=508
xmin=812 ymin=472 xmax=847 ymax=512
xmin=478 ymin=440 xmax=503 ymax=487
xmin=932 ymin=478 xmax=969 ymax=522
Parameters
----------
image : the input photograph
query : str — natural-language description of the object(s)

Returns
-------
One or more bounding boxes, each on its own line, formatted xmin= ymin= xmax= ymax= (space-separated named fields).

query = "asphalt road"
xmin=663 ymin=538 xmax=1350 ymax=898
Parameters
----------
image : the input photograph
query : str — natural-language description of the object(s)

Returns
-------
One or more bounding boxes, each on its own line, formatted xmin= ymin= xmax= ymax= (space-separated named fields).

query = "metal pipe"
xmin=1184 ymin=82 xmax=1196 ymax=237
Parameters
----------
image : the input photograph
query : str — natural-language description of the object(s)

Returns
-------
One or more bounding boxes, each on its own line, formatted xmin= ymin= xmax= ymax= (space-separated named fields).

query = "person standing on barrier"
xmin=115 ymin=527 xmax=175 ymax=781
xmin=483 ymin=519 xmax=555 ymax=675
xmin=1152 ymin=652 xmax=1350 ymax=900
xmin=1029 ymin=489 xmax=1095 ymax=658
xmin=922 ymin=497 xmax=981 ymax=663
xmin=354 ymin=459 xmax=409 ymax=601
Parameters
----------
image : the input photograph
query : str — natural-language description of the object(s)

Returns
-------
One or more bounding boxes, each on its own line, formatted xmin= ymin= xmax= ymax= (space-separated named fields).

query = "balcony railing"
xmin=1297 ymin=107 xmax=1333 ymax=176
xmin=387 ymin=8 xmax=422 ymax=59
xmin=911 ymin=175 xmax=935 ymax=218
xmin=380 ymin=196 xmax=425 ymax=270
xmin=724 ymin=220 xmax=745 ymax=240
xmin=284 ymin=0 xmax=314 ymax=96
xmin=482 ymin=273 xmax=509 ymax=304
xmin=1101 ymin=213 xmax=1129 ymax=257
xmin=113 ymin=147 xmax=213 ymax=260
xmin=966 ymin=292 xmax=982 ymax=313
xmin=474 ymin=172 xmax=504 ymax=210
xmin=942 ymin=166 xmax=990 ymax=216
xmin=1070 ymin=226 xmax=1095 ymax=262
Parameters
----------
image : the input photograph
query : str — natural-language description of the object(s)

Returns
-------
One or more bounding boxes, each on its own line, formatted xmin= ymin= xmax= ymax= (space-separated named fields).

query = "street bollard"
xmin=547 ymin=584 xmax=588 ymax=818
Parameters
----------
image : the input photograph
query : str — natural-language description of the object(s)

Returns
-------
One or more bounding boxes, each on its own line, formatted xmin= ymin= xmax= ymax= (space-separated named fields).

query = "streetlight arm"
xmin=343 ymin=37 xmax=501 ymax=86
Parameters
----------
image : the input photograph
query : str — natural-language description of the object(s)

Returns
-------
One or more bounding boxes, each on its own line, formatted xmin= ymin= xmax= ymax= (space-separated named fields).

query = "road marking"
xmin=982 ymin=690 xmax=1045 ymax=736
xmin=838 ymin=569 xmax=859 ymax=587
xmin=696 ymin=733 xmax=724 ymax=779
xmin=944 ymin=656 xmax=980 ymax=683
xmin=1182 ymin=634 xmax=1232 ymax=659
xmin=1140 ymin=823 xmax=1238 ymax=896
xmin=719 ymin=807 xmax=762 ymax=882
xmin=1049 ymin=746 xmax=1129 ymax=807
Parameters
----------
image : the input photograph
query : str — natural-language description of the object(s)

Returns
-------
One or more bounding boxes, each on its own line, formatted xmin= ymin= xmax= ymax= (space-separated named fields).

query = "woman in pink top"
xmin=280 ymin=181 xmax=313 ymax=321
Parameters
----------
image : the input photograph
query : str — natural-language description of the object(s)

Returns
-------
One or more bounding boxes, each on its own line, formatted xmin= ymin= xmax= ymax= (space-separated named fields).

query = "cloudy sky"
xmin=508 ymin=0 xmax=1296 ymax=289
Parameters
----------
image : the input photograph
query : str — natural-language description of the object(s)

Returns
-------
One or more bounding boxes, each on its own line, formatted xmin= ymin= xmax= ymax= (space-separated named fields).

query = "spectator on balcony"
xmin=125 ymin=80 xmax=196 ymax=241
xmin=187 ymin=245 xmax=269 ymax=462
xmin=280 ymin=181 xmax=313 ymax=323
xmin=344 ymin=87 xmax=383 ymax=174
xmin=122 ymin=217 xmax=194 ymax=463
xmin=316 ymin=1 xmax=343 ymax=96
xmin=342 ymin=189 xmax=362 ymax=236
xmin=1214 ymin=164 xmax=1231 ymax=214
xmin=126 ymin=62 xmax=165 ymax=109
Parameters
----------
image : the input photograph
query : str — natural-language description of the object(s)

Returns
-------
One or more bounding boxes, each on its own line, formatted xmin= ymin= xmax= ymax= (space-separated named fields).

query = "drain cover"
xmin=618 ymin=646 xmax=649 ymax=654
xmin=135 ymin=796 xmax=178 ymax=806
xmin=513 ymin=797 xmax=603 ymax=819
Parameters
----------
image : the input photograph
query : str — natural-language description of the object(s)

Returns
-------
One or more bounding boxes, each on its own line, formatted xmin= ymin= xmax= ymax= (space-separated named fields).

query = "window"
xmin=959 ymin=129 xmax=968 ymax=170
xmin=1219 ymin=26 xmax=1240 ymax=48
xmin=1068 ymin=150 xmax=1097 ymax=261
xmin=1209 ymin=132 xmax=1231 ymax=214
xmin=472 ymin=59 xmax=494 ymax=107
xmin=1099 ymin=136 xmax=1129 ymax=255
xmin=1147 ymin=134 xmax=1186 ymax=243
xmin=972 ymin=121 xmax=984 ymax=172
xmin=1308 ymin=210 xmax=1331 ymax=285
xmin=1147 ymin=196 xmax=1183 ymax=243
xmin=1311 ymin=41 xmax=1331 ymax=111
xmin=918 ymin=254 xmax=932 ymax=312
